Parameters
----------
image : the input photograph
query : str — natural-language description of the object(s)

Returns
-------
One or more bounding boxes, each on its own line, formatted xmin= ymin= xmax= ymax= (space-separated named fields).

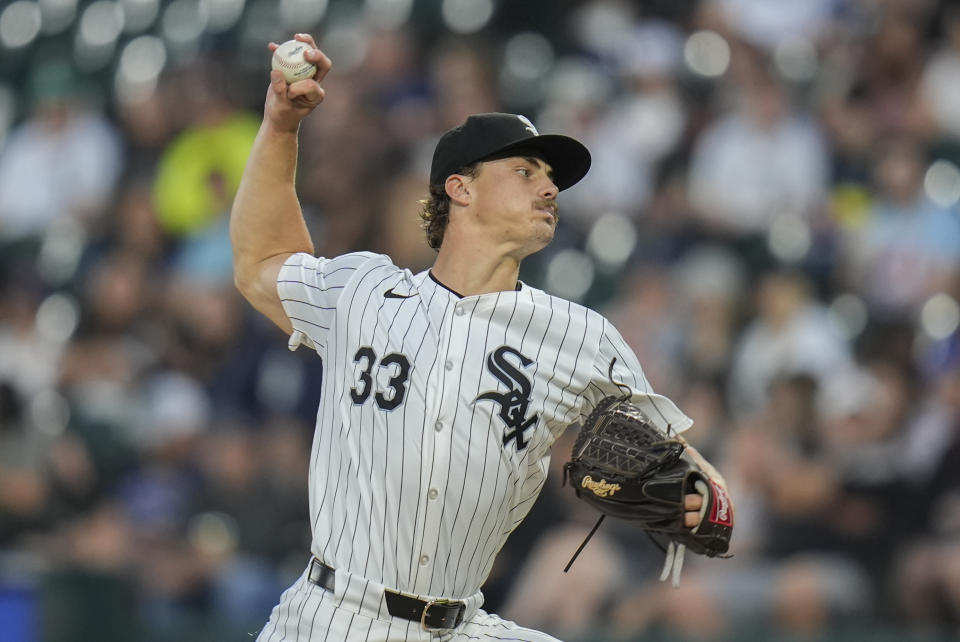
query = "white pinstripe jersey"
xmin=277 ymin=251 xmax=692 ymax=601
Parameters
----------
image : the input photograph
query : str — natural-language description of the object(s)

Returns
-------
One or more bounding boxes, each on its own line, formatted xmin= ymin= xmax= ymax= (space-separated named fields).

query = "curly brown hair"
xmin=418 ymin=163 xmax=481 ymax=250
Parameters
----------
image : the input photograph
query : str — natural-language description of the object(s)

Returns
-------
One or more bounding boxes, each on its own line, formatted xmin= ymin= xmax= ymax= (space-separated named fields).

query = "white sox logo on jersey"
xmin=474 ymin=345 xmax=539 ymax=451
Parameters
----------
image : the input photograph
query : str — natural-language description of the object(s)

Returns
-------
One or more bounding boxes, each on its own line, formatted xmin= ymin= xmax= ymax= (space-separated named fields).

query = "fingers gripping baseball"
xmin=264 ymin=34 xmax=332 ymax=131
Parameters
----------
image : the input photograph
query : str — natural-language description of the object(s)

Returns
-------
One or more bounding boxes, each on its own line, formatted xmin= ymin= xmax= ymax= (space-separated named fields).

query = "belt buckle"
xmin=420 ymin=599 xmax=462 ymax=631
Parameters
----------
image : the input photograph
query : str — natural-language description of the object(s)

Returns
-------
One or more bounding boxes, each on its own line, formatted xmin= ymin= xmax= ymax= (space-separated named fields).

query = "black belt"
xmin=307 ymin=558 xmax=466 ymax=631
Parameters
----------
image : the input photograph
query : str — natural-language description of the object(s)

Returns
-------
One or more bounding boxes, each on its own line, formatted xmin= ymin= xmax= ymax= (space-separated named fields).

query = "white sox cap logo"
xmin=516 ymin=114 xmax=539 ymax=136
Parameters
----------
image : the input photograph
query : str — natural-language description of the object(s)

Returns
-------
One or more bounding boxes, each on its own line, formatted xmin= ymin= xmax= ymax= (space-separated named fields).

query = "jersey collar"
xmin=428 ymin=271 xmax=522 ymax=298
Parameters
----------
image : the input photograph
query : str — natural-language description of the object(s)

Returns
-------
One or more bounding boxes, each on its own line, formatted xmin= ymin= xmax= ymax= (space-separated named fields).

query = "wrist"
xmin=682 ymin=439 xmax=727 ymax=488
xmin=262 ymin=118 xmax=301 ymax=137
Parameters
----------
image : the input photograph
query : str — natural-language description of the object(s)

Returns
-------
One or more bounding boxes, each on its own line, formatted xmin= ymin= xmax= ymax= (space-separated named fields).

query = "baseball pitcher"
xmin=230 ymin=34 xmax=732 ymax=642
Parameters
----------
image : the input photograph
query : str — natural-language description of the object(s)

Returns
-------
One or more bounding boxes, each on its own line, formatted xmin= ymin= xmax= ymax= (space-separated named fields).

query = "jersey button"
xmin=455 ymin=306 xmax=465 ymax=316
xmin=445 ymin=360 xmax=454 ymax=370
xmin=428 ymin=488 xmax=439 ymax=500
xmin=419 ymin=554 xmax=430 ymax=566
xmin=434 ymin=421 xmax=443 ymax=432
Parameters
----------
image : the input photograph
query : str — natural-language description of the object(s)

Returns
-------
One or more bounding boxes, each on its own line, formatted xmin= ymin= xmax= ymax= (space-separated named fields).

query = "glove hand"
xmin=564 ymin=395 xmax=734 ymax=559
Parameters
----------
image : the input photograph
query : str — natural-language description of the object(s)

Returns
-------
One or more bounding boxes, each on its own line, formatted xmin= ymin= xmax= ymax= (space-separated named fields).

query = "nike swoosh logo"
xmin=384 ymin=287 xmax=418 ymax=299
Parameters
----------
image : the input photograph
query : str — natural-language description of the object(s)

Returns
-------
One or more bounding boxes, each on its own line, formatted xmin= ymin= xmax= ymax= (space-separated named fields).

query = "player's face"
xmin=468 ymin=155 xmax=560 ymax=254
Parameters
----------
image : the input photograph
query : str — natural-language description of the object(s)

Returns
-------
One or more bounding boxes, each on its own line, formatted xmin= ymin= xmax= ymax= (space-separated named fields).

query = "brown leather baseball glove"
xmin=563 ymin=395 xmax=733 ymax=585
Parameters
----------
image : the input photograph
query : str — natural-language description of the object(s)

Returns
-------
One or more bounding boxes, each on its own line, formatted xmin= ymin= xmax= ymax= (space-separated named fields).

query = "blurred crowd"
xmin=2 ymin=0 xmax=960 ymax=640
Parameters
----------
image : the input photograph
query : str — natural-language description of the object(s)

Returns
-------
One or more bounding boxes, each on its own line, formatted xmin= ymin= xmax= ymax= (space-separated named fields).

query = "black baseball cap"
xmin=429 ymin=113 xmax=591 ymax=191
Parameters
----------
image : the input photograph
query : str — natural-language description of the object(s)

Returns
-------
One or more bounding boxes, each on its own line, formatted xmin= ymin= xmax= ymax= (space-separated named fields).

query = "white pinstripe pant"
xmin=255 ymin=563 xmax=563 ymax=642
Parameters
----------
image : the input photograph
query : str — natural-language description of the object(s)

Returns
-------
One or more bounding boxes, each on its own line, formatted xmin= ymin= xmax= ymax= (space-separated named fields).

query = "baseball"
xmin=272 ymin=39 xmax=317 ymax=83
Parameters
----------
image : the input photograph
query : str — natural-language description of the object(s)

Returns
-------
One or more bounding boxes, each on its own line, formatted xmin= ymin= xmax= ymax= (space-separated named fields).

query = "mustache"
xmin=534 ymin=200 xmax=558 ymax=218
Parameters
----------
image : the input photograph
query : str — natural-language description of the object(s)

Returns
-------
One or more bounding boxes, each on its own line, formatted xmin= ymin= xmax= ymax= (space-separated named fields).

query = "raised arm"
xmin=230 ymin=34 xmax=332 ymax=333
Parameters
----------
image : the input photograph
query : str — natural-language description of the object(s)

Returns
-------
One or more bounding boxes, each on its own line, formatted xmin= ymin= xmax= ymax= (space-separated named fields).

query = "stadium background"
xmin=2 ymin=0 xmax=960 ymax=640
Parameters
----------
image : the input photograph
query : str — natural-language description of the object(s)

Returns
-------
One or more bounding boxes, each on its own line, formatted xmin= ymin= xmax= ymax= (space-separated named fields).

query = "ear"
xmin=445 ymin=174 xmax=472 ymax=207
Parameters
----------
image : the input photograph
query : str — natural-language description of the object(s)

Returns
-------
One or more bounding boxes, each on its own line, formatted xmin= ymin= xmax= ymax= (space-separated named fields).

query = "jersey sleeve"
xmin=581 ymin=318 xmax=693 ymax=435
xmin=277 ymin=251 xmax=386 ymax=353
